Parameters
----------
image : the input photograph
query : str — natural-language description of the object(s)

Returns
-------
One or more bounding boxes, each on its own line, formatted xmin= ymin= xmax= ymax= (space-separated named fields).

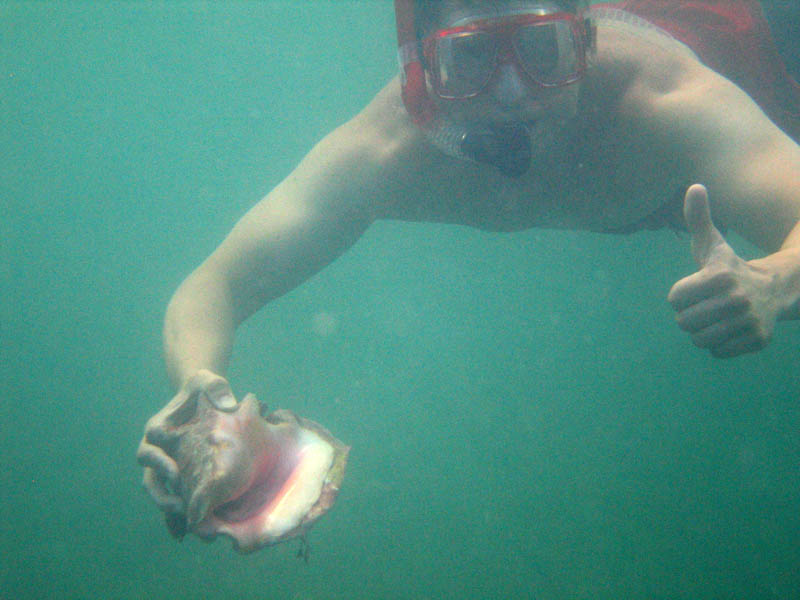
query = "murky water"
xmin=2 ymin=2 xmax=799 ymax=598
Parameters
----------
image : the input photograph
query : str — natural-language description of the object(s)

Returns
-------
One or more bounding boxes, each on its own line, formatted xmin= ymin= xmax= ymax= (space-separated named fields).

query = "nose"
xmin=491 ymin=63 xmax=528 ymax=106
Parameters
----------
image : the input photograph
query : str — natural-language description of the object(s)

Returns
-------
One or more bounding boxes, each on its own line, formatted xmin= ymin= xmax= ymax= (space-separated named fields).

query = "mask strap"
xmin=394 ymin=0 xmax=436 ymax=125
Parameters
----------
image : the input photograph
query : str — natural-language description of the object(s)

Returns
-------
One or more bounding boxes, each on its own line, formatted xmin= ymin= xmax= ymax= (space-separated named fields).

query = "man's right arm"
xmin=163 ymin=82 xmax=413 ymax=389
xmin=138 ymin=80 xmax=422 ymax=519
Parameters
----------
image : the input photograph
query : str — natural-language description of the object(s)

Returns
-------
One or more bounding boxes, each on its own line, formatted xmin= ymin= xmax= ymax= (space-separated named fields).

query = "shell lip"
xmin=210 ymin=448 xmax=299 ymax=524
xmin=193 ymin=408 xmax=350 ymax=554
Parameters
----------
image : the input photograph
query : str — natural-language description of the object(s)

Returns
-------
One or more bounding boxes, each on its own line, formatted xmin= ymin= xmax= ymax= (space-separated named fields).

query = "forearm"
xmin=775 ymin=221 xmax=800 ymax=320
xmin=752 ymin=220 xmax=800 ymax=322
xmin=163 ymin=266 xmax=237 ymax=390
xmin=158 ymin=88 xmax=400 ymax=390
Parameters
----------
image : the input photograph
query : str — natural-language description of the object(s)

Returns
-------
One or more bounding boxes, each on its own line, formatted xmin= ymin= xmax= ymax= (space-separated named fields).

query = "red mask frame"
xmin=394 ymin=0 xmax=591 ymax=125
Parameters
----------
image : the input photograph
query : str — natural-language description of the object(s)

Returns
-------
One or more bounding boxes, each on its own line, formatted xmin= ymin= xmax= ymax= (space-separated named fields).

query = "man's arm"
xmin=164 ymin=84 xmax=410 ymax=389
xmin=669 ymin=184 xmax=800 ymax=357
xmin=654 ymin=63 xmax=800 ymax=355
xmin=138 ymin=81 xmax=416 ymax=515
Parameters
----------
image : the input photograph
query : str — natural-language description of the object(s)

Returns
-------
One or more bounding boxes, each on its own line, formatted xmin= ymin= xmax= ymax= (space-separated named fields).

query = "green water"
xmin=2 ymin=1 xmax=799 ymax=598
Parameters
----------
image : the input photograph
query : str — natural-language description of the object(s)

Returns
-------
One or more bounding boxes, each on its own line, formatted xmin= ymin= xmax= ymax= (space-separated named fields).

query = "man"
xmin=138 ymin=0 xmax=800 ymax=525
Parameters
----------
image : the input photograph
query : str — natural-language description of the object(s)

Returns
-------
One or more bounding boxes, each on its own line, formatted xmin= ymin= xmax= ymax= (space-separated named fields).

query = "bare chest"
xmin=385 ymin=144 xmax=688 ymax=234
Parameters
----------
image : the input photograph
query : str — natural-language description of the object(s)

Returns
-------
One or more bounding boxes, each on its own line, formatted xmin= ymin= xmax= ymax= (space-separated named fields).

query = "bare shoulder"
xmin=324 ymin=78 xmax=450 ymax=205
xmin=589 ymin=18 xmax=710 ymax=110
xmin=339 ymin=77 xmax=499 ymax=221
xmin=337 ymin=78 xmax=427 ymax=172
xmin=590 ymin=18 xmax=767 ymax=137
xmin=590 ymin=17 xmax=800 ymax=248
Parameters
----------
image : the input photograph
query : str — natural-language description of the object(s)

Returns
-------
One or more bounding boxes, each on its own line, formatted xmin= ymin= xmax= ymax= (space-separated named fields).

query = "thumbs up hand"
xmin=667 ymin=184 xmax=779 ymax=357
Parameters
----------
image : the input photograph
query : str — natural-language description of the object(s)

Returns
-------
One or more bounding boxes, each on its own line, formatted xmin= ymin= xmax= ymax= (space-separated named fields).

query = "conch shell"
xmin=167 ymin=393 xmax=348 ymax=553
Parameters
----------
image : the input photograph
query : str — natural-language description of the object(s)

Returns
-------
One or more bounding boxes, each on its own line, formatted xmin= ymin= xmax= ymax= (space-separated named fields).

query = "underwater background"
xmin=2 ymin=1 xmax=799 ymax=598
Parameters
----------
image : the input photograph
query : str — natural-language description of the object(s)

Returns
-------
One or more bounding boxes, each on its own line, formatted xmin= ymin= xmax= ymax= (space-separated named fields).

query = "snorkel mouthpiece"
xmin=460 ymin=121 xmax=532 ymax=178
xmin=423 ymin=118 xmax=533 ymax=177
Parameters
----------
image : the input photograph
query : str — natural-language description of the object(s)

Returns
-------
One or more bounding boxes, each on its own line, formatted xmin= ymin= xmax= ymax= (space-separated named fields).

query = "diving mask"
xmin=423 ymin=11 xmax=587 ymax=100
xmin=395 ymin=1 xmax=589 ymax=177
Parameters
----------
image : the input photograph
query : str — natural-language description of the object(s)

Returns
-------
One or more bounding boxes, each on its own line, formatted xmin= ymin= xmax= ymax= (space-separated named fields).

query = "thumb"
xmin=205 ymin=378 xmax=237 ymax=411
xmin=187 ymin=370 xmax=237 ymax=412
xmin=683 ymin=184 xmax=729 ymax=267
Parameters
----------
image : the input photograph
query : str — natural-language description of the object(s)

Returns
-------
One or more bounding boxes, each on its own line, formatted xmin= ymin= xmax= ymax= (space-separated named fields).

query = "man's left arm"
xmin=668 ymin=184 xmax=800 ymax=357
xmin=666 ymin=92 xmax=800 ymax=357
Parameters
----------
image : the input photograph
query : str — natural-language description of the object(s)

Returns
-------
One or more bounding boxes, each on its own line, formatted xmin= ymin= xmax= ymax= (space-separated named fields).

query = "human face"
xmin=425 ymin=2 xmax=585 ymax=122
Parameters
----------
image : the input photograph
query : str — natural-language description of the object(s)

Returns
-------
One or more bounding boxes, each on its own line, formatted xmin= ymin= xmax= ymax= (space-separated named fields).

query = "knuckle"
xmin=135 ymin=440 xmax=150 ymax=463
xmin=727 ymin=291 xmax=750 ymax=309
xmin=138 ymin=444 xmax=178 ymax=480
xmin=143 ymin=415 xmax=157 ymax=432
xmin=136 ymin=444 xmax=160 ymax=468
xmin=143 ymin=413 xmax=167 ymax=438
xmin=667 ymin=287 xmax=682 ymax=308
xmin=144 ymin=425 xmax=166 ymax=446
xmin=710 ymin=269 xmax=736 ymax=288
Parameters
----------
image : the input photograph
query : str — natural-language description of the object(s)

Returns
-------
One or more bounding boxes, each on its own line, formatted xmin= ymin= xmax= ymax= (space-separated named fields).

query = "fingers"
xmin=137 ymin=436 xmax=179 ymax=482
xmin=683 ymin=184 xmax=712 ymax=236
xmin=687 ymin=312 xmax=757 ymax=348
xmin=672 ymin=184 xmax=771 ymax=358
xmin=708 ymin=333 xmax=768 ymax=358
xmin=186 ymin=369 xmax=237 ymax=411
xmin=674 ymin=291 xmax=750 ymax=332
xmin=137 ymin=370 xmax=236 ymax=530
xmin=149 ymin=386 xmax=197 ymax=433
xmin=670 ymin=286 xmax=771 ymax=358
xmin=137 ymin=437 xmax=183 ymax=513
xmin=142 ymin=467 xmax=183 ymax=513
xmin=683 ymin=184 xmax=730 ymax=268
xmin=146 ymin=371 xmax=236 ymax=440
xmin=684 ymin=315 xmax=768 ymax=358
xmin=668 ymin=269 xmax=737 ymax=313
xmin=690 ymin=319 xmax=768 ymax=358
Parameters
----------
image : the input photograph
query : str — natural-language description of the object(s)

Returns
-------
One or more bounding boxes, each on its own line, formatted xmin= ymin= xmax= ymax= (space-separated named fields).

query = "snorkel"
xmin=394 ymin=0 xmax=590 ymax=178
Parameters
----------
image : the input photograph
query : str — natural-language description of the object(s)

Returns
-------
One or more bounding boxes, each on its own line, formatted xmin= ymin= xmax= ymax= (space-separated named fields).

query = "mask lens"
xmin=434 ymin=31 xmax=497 ymax=98
xmin=513 ymin=20 xmax=579 ymax=85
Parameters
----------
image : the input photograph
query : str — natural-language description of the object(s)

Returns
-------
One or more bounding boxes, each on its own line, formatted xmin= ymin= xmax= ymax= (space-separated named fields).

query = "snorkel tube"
xmin=394 ymin=0 xmax=532 ymax=177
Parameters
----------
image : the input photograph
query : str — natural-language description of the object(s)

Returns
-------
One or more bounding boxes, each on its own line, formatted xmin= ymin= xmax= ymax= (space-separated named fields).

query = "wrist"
xmin=778 ymin=296 xmax=800 ymax=321
xmin=762 ymin=246 xmax=800 ymax=321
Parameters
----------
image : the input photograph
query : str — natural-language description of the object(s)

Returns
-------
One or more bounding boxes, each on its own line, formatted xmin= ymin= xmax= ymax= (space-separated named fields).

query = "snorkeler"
xmin=138 ymin=0 xmax=800 ymax=536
